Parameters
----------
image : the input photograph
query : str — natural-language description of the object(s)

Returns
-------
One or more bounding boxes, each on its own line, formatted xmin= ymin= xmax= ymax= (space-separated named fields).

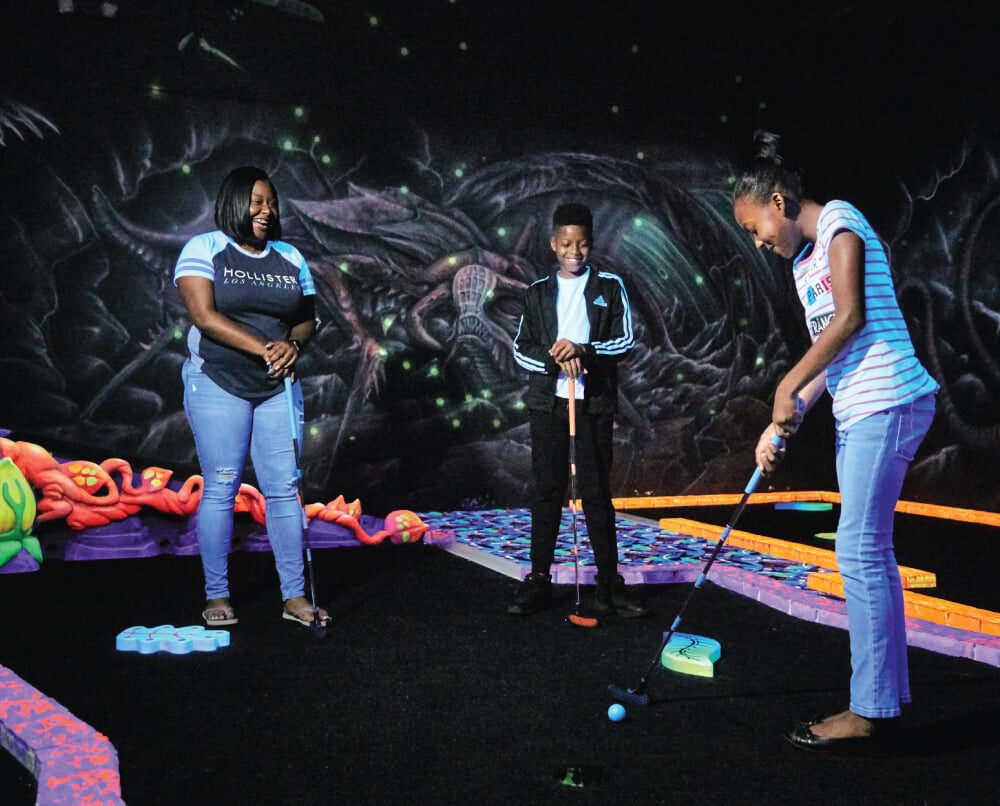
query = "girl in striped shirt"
xmin=733 ymin=131 xmax=938 ymax=754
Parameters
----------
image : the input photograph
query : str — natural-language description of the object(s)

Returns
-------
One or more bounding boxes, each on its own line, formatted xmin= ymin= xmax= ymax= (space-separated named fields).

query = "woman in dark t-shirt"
xmin=174 ymin=166 xmax=327 ymax=629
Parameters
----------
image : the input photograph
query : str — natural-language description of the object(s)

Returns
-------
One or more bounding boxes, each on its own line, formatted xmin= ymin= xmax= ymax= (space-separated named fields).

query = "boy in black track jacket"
xmin=508 ymin=202 xmax=647 ymax=618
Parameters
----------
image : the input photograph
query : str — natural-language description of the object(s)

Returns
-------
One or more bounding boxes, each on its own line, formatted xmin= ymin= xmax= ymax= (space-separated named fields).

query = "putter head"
xmin=568 ymin=613 xmax=599 ymax=628
xmin=607 ymin=684 xmax=650 ymax=707
xmin=309 ymin=620 xmax=327 ymax=639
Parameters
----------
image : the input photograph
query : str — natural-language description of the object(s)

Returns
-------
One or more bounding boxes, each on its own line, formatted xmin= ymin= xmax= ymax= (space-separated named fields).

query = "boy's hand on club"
xmin=549 ymin=339 xmax=584 ymax=363
xmin=558 ymin=358 xmax=586 ymax=379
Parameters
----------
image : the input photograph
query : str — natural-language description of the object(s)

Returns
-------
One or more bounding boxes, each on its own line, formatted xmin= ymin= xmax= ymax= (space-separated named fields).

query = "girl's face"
xmin=734 ymin=193 xmax=801 ymax=259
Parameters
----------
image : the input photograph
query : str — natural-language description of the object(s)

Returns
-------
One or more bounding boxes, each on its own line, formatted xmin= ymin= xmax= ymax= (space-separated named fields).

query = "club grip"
xmin=284 ymin=376 xmax=297 ymax=441
xmin=567 ymin=377 xmax=576 ymax=436
xmin=745 ymin=433 xmax=786 ymax=494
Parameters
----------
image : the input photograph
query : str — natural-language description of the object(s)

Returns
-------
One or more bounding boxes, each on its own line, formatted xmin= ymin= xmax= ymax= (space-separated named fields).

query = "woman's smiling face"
xmin=248 ymin=179 xmax=279 ymax=244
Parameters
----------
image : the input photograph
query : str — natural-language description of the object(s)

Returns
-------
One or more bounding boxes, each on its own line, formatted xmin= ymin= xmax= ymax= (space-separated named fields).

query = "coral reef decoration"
xmin=0 ymin=437 xmax=427 ymax=547
xmin=101 ymin=458 xmax=205 ymax=517
xmin=386 ymin=510 xmax=430 ymax=544
xmin=0 ymin=456 xmax=41 ymax=569
xmin=305 ymin=496 xmax=428 ymax=545
xmin=232 ymin=484 xmax=268 ymax=524
xmin=0 ymin=437 xmax=206 ymax=530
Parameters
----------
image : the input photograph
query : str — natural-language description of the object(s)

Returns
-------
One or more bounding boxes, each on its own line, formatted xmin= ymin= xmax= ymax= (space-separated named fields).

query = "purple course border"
xmin=0 ymin=664 xmax=126 ymax=805
xmin=423 ymin=510 xmax=1000 ymax=668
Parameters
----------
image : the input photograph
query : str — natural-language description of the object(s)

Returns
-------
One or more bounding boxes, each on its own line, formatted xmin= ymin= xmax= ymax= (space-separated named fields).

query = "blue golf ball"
xmin=607 ymin=703 xmax=626 ymax=722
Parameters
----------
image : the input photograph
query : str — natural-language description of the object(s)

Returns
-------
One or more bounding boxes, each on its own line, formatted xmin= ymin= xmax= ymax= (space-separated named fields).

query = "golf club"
xmin=566 ymin=377 xmax=598 ymax=628
xmin=284 ymin=375 xmax=327 ymax=639
xmin=608 ymin=433 xmax=786 ymax=704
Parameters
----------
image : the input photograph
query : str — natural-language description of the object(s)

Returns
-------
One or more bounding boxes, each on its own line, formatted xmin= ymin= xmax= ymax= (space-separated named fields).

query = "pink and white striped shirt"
xmin=793 ymin=200 xmax=938 ymax=429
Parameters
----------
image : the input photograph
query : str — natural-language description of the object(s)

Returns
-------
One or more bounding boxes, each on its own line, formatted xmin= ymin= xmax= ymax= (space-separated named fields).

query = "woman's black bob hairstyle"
xmin=214 ymin=166 xmax=282 ymax=244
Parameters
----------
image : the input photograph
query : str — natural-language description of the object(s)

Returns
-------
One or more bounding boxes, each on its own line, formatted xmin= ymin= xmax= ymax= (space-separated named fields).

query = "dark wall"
xmin=2 ymin=2 xmax=998 ymax=513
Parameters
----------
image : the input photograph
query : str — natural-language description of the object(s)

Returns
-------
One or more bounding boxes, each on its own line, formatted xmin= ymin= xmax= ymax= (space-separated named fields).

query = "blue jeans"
xmin=835 ymin=393 xmax=935 ymax=719
xmin=182 ymin=361 xmax=305 ymax=602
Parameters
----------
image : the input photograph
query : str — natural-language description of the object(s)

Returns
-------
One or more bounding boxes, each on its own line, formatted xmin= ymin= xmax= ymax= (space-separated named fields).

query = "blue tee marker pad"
xmin=115 ymin=625 xmax=231 ymax=654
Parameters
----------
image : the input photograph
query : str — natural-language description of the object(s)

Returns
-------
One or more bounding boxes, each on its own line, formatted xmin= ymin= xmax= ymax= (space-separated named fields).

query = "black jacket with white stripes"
xmin=512 ymin=266 xmax=634 ymax=414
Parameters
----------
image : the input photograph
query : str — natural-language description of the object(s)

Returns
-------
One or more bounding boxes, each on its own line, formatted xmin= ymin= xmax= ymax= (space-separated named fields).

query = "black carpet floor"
xmin=3 ymin=543 xmax=1000 ymax=805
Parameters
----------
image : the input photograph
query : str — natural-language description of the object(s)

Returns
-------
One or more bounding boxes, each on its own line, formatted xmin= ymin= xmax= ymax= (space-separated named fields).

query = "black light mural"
xmin=2 ymin=2 xmax=999 ymax=515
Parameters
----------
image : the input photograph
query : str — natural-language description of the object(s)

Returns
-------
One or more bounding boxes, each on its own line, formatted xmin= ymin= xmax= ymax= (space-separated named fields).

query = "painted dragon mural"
xmin=2 ymin=99 xmax=999 ymax=513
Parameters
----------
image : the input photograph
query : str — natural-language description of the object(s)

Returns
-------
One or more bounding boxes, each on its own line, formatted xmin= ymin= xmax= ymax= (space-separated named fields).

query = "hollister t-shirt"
xmin=173 ymin=230 xmax=315 ymax=398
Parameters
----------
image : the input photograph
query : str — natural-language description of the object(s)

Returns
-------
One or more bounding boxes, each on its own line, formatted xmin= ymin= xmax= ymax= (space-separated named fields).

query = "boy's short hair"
xmin=552 ymin=202 xmax=593 ymax=233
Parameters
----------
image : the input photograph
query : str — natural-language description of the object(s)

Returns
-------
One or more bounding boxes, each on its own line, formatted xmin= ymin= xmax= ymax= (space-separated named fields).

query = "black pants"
xmin=528 ymin=400 xmax=618 ymax=581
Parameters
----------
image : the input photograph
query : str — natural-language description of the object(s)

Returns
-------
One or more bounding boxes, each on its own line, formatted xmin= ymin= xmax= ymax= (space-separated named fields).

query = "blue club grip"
xmin=284 ymin=377 xmax=296 ymax=437
xmin=745 ymin=433 xmax=786 ymax=493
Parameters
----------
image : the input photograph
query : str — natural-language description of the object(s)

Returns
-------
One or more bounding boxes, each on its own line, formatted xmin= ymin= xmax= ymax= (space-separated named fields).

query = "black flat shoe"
xmin=784 ymin=719 xmax=900 ymax=756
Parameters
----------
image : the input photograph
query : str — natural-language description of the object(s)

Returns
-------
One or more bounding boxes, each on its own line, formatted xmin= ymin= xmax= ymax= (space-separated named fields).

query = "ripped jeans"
xmin=182 ymin=360 xmax=305 ymax=602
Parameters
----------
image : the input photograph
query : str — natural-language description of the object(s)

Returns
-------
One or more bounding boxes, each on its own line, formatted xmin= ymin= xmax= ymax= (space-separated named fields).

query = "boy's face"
xmin=550 ymin=225 xmax=592 ymax=277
